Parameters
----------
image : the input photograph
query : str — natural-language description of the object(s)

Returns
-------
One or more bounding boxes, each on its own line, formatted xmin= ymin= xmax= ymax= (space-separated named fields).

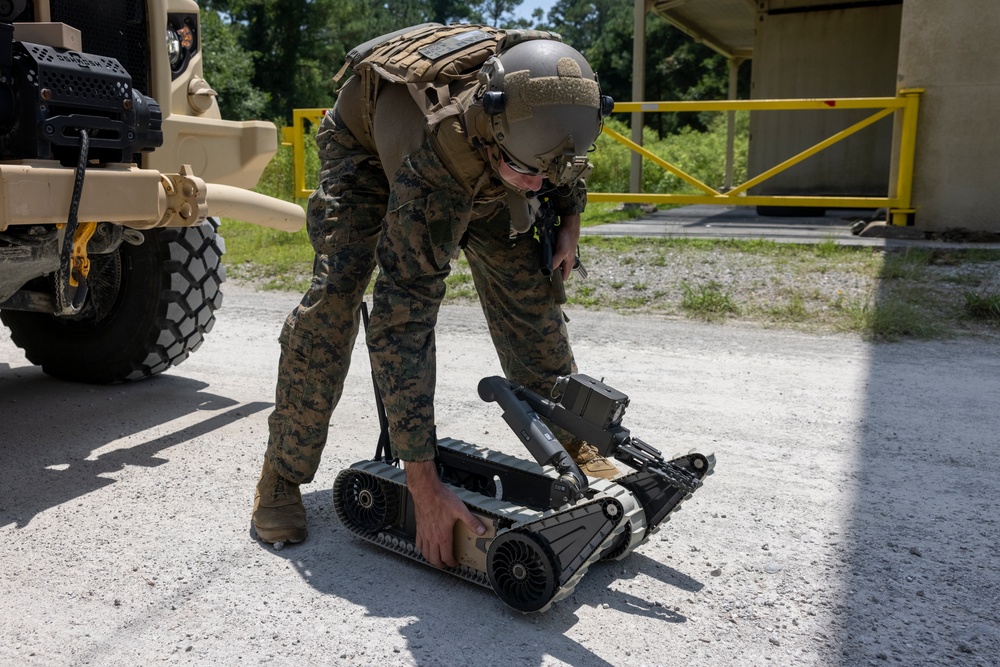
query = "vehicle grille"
xmin=48 ymin=0 xmax=151 ymax=97
xmin=8 ymin=3 xmax=34 ymax=21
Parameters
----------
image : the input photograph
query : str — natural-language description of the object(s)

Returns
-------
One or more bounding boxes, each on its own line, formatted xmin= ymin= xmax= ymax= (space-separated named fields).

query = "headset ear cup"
xmin=484 ymin=91 xmax=506 ymax=116
xmin=600 ymin=95 xmax=615 ymax=118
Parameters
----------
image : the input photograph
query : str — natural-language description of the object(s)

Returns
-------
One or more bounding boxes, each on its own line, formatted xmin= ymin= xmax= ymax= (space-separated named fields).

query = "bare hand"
xmin=552 ymin=213 xmax=581 ymax=280
xmin=405 ymin=461 xmax=486 ymax=568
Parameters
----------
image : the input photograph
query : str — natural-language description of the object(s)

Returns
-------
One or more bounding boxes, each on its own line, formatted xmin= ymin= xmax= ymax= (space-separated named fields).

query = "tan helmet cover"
xmin=479 ymin=40 xmax=602 ymax=186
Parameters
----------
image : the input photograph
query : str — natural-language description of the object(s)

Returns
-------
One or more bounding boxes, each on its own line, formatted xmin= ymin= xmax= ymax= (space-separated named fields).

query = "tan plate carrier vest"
xmin=334 ymin=23 xmax=561 ymax=155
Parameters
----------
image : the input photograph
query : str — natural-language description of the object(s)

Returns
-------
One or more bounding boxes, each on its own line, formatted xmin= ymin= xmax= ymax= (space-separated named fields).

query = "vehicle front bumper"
xmin=0 ymin=162 xmax=304 ymax=232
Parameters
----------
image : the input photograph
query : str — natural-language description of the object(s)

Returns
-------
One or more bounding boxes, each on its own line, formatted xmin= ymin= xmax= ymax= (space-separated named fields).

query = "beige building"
xmin=636 ymin=0 xmax=1000 ymax=233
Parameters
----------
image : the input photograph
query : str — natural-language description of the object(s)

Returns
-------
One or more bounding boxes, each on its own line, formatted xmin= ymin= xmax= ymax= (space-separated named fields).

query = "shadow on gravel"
xmin=256 ymin=487 xmax=707 ymax=665
xmin=843 ymin=333 xmax=1000 ymax=664
xmin=0 ymin=362 xmax=270 ymax=529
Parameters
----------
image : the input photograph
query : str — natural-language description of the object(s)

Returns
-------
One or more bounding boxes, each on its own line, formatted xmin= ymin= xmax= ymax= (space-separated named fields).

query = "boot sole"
xmin=251 ymin=521 xmax=307 ymax=545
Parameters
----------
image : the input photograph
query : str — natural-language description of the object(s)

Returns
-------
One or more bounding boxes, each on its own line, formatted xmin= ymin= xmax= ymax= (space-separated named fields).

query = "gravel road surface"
xmin=2 ymin=284 xmax=998 ymax=666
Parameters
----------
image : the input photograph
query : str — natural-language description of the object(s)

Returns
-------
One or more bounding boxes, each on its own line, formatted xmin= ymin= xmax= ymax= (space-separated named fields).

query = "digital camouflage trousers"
xmin=265 ymin=112 xmax=577 ymax=484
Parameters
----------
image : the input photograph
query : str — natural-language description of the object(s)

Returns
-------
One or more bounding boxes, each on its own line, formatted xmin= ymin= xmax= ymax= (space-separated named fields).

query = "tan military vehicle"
xmin=0 ymin=0 xmax=303 ymax=383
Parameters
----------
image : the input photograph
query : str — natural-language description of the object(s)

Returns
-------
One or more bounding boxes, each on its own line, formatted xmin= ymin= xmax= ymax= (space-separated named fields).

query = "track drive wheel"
xmin=487 ymin=530 xmax=558 ymax=613
xmin=333 ymin=469 xmax=398 ymax=535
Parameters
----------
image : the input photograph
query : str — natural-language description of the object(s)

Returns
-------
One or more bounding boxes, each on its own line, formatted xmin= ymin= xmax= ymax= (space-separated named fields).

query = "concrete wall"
xmin=748 ymin=4 xmax=902 ymax=196
xmin=895 ymin=0 xmax=1000 ymax=232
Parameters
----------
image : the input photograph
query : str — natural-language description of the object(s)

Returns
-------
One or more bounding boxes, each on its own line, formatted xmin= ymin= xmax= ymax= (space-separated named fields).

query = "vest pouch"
xmin=425 ymin=189 xmax=473 ymax=271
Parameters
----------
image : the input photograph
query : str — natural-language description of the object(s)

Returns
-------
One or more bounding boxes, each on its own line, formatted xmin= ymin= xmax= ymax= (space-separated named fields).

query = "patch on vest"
xmin=418 ymin=30 xmax=493 ymax=61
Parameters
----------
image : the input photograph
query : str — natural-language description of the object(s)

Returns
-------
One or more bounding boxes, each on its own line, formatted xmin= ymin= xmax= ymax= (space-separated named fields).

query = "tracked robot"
xmin=333 ymin=316 xmax=714 ymax=612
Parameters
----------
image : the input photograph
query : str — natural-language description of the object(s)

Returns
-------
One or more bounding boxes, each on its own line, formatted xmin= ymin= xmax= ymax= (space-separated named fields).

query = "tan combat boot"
xmin=252 ymin=459 xmax=307 ymax=544
xmin=563 ymin=440 xmax=619 ymax=480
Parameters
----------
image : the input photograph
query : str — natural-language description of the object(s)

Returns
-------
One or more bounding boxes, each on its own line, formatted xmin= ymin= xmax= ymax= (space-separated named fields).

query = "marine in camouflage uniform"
xmin=253 ymin=25 xmax=616 ymax=556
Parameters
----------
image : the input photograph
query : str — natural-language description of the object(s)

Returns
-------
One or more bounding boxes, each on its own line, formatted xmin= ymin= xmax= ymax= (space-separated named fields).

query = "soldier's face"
xmin=497 ymin=154 xmax=544 ymax=193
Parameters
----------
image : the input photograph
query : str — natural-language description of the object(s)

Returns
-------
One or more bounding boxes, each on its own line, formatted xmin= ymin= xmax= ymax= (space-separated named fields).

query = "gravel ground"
xmin=441 ymin=240 xmax=1000 ymax=338
xmin=568 ymin=243 xmax=879 ymax=316
xmin=2 ymin=282 xmax=999 ymax=666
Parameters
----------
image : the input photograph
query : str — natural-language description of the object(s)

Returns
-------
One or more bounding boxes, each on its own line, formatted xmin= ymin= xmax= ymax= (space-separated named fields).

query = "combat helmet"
xmin=478 ymin=38 xmax=614 ymax=187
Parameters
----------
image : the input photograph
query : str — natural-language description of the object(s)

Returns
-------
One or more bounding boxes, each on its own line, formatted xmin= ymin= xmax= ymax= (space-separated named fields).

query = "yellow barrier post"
xmin=890 ymin=89 xmax=924 ymax=226
xmin=281 ymin=108 xmax=326 ymax=200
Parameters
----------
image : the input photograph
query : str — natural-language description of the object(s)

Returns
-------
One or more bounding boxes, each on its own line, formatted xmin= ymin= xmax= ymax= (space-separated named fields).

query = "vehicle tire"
xmin=1 ymin=219 xmax=225 ymax=383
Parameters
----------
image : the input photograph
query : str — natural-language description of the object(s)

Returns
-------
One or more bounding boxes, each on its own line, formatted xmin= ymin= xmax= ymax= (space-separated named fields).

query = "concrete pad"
xmin=582 ymin=205 xmax=1000 ymax=250
xmin=583 ymin=205 xmax=857 ymax=242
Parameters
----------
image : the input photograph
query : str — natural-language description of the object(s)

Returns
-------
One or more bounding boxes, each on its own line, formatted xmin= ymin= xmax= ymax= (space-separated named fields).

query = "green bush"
xmin=588 ymin=112 xmax=749 ymax=195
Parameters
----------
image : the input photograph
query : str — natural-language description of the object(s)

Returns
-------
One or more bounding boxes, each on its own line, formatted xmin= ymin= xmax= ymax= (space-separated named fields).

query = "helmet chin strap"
xmin=484 ymin=142 xmax=504 ymax=176
xmin=483 ymin=146 xmax=545 ymax=236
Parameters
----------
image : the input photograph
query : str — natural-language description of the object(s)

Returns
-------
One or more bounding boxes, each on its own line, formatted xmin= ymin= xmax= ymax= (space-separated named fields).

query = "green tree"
xmin=545 ymin=0 xmax=619 ymax=49
xmin=468 ymin=0 xmax=524 ymax=27
xmin=546 ymin=0 xmax=748 ymax=135
xmin=200 ymin=9 xmax=269 ymax=120
xmin=427 ymin=0 xmax=474 ymax=22
xmin=200 ymin=0 xmax=376 ymax=121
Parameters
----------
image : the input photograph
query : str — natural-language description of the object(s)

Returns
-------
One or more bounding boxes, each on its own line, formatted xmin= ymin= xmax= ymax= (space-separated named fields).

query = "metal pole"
xmin=630 ymin=0 xmax=647 ymax=194
xmin=724 ymin=58 xmax=740 ymax=191
xmin=890 ymin=89 xmax=923 ymax=225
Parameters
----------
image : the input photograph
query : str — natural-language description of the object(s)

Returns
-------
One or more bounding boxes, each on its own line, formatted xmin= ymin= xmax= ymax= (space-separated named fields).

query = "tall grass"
xmin=964 ymin=291 xmax=1000 ymax=321
xmin=679 ymin=280 xmax=740 ymax=319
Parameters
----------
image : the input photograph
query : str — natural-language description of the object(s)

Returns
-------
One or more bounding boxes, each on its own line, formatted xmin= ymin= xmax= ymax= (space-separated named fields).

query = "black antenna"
xmin=361 ymin=301 xmax=394 ymax=465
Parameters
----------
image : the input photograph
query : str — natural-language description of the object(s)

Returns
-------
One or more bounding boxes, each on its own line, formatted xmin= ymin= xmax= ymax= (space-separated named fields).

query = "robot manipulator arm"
xmin=477 ymin=376 xmax=588 ymax=502
xmin=522 ymin=374 xmax=703 ymax=493
xmin=478 ymin=374 xmax=702 ymax=500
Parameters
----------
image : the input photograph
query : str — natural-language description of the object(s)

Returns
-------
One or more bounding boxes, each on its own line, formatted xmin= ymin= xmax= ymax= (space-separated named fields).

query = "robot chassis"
xmin=333 ymin=360 xmax=715 ymax=613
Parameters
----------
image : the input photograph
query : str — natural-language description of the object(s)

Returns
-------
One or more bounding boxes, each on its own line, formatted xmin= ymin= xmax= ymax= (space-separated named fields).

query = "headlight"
xmin=166 ymin=13 xmax=199 ymax=80
xmin=166 ymin=28 xmax=182 ymax=67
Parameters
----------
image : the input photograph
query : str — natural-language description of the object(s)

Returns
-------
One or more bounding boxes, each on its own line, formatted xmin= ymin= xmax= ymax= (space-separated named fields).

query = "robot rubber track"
xmin=333 ymin=435 xmax=714 ymax=613
xmin=334 ymin=320 xmax=714 ymax=613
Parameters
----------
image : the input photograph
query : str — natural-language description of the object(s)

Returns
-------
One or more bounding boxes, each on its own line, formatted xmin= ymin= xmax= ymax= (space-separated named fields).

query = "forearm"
xmin=404 ymin=460 xmax=441 ymax=494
